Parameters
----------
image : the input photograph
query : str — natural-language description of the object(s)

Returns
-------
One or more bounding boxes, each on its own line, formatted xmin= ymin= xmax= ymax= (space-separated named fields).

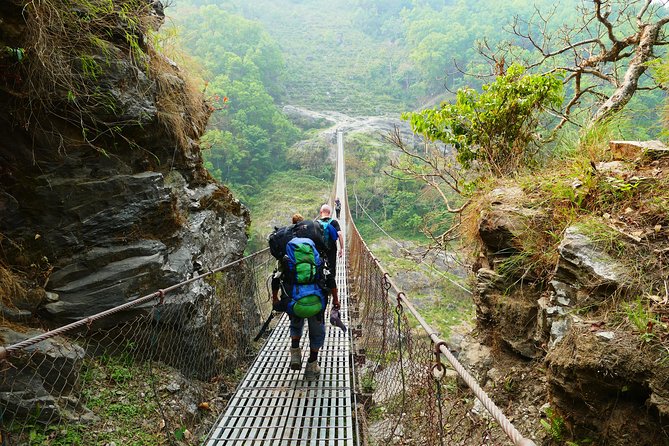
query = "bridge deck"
xmin=205 ymin=263 xmax=353 ymax=445
xmin=206 ymin=131 xmax=356 ymax=445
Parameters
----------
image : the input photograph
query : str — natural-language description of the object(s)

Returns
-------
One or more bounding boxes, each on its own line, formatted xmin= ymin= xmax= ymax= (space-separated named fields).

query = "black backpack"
xmin=268 ymin=224 xmax=296 ymax=260
xmin=317 ymin=217 xmax=336 ymax=251
xmin=268 ymin=220 xmax=326 ymax=260
xmin=293 ymin=219 xmax=326 ymax=254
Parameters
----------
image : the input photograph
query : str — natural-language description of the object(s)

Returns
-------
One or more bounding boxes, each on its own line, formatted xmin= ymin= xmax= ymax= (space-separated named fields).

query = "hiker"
xmin=334 ymin=197 xmax=342 ymax=219
xmin=292 ymin=213 xmax=304 ymax=224
xmin=316 ymin=204 xmax=343 ymax=300
xmin=269 ymin=214 xmax=339 ymax=380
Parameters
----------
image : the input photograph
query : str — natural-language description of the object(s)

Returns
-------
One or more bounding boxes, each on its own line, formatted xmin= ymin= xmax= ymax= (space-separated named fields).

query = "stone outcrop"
xmin=0 ymin=0 xmax=250 ymax=367
xmin=473 ymin=187 xmax=545 ymax=359
xmin=472 ymin=186 xmax=669 ymax=445
xmin=556 ymin=226 xmax=630 ymax=293
xmin=477 ymin=187 xmax=542 ymax=255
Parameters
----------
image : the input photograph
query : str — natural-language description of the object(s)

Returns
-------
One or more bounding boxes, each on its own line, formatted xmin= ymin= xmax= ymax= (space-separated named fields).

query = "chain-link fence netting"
xmin=347 ymin=217 xmax=533 ymax=446
xmin=0 ymin=249 xmax=274 ymax=446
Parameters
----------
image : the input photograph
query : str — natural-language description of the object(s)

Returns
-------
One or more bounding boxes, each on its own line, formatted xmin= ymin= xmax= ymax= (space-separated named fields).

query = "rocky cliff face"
xmin=471 ymin=171 xmax=669 ymax=445
xmin=0 ymin=1 xmax=248 ymax=334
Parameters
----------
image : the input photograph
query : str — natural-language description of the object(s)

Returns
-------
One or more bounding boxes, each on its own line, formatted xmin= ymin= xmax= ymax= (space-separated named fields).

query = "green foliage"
xmin=26 ymin=426 xmax=84 ymax=446
xmin=79 ymin=55 xmax=102 ymax=80
xmin=625 ymin=297 xmax=667 ymax=344
xmin=540 ymin=407 xmax=566 ymax=442
xmin=360 ymin=372 xmax=377 ymax=393
xmin=174 ymin=426 xmax=187 ymax=440
xmin=4 ymin=46 xmax=25 ymax=62
xmin=404 ymin=64 xmax=563 ymax=176
xmin=398 ymin=0 xmax=579 ymax=95
xmin=173 ymin=7 xmax=301 ymax=191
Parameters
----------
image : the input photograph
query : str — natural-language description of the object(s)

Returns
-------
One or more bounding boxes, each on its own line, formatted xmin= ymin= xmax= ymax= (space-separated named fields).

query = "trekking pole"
xmin=253 ymin=312 xmax=275 ymax=342
xmin=254 ymin=273 xmax=278 ymax=342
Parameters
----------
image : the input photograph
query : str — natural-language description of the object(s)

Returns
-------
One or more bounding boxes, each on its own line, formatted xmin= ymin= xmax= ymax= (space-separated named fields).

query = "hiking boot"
xmin=290 ymin=347 xmax=302 ymax=370
xmin=304 ymin=360 xmax=321 ymax=380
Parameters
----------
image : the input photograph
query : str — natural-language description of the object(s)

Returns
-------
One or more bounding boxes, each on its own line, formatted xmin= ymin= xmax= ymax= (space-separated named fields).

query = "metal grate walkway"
xmin=205 ymin=130 xmax=356 ymax=445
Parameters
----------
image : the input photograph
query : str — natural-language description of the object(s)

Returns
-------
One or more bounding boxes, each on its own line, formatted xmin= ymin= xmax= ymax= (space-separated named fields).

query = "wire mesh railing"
xmin=346 ymin=214 xmax=536 ymax=446
xmin=0 ymin=249 xmax=274 ymax=446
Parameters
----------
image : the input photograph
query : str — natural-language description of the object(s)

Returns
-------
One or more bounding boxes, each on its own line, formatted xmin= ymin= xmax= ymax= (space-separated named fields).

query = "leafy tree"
xmin=404 ymin=64 xmax=563 ymax=176
xmin=172 ymin=5 xmax=300 ymax=191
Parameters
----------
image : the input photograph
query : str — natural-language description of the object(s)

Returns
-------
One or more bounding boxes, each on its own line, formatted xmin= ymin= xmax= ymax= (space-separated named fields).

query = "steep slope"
xmin=465 ymin=142 xmax=669 ymax=445
xmin=0 ymin=0 xmax=249 ymax=353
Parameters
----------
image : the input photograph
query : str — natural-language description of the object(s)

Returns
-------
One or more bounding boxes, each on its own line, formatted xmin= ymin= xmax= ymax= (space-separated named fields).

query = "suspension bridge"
xmin=0 ymin=131 xmax=537 ymax=446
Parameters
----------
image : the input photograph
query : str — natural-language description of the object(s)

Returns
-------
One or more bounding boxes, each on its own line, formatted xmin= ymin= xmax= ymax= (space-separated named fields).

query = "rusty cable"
xmin=347 ymin=217 xmax=537 ymax=446
xmin=2 ymin=248 xmax=270 ymax=358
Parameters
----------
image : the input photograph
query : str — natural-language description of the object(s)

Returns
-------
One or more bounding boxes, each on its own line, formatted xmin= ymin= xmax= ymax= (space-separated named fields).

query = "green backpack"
xmin=284 ymin=237 xmax=326 ymax=318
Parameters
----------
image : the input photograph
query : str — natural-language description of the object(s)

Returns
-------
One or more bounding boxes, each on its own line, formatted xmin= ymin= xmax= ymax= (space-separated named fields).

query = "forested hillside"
xmin=2 ymin=0 xmax=669 ymax=444
xmin=175 ymin=0 xmax=617 ymax=115
xmin=168 ymin=0 xmax=666 ymax=237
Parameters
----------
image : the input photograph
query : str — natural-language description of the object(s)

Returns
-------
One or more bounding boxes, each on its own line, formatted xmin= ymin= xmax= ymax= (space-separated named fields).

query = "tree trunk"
xmin=592 ymin=22 xmax=663 ymax=123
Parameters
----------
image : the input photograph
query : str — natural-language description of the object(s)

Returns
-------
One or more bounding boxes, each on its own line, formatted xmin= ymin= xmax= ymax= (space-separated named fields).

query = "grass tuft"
xmin=0 ymin=263 xmax=26 ymax=309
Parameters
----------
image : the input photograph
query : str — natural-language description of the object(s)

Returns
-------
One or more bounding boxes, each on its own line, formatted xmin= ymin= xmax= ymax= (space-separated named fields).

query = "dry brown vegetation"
xmin=0 ymin=263 xmax=26 ymax=309
xmin=150 ymin=48 xmax=210 ymax=155
xmin=4 ymin=0 xmax=209 ymax=157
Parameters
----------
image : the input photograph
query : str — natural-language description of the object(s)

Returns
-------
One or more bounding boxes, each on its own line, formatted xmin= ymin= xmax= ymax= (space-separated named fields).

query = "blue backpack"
xmin=317 ymin=218 xmax=337 ymax=251
xmin=284 ymin=238 xmax=326 ymax=318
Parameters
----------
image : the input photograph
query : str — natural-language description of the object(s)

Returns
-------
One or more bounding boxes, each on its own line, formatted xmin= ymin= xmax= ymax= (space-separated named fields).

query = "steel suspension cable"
xmin=348 ymin=215 xmax=536 ymax=446
xmin=0 ymin=248 xmax=270 ymax=360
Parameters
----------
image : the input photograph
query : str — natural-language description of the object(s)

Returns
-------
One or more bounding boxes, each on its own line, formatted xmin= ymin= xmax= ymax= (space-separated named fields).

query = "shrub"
xmin=403 ymin=64 xmax=563 ymax=176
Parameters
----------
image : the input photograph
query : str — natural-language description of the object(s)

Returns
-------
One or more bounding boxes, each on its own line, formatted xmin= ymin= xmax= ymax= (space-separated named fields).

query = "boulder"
xmin=0 ymin=327 xmax=91 ymax=425
xmin=556 ymin=226 xmax=631 ymax=295
xmin=478 ymin=187 xmax=543 ymax=255
xmin=609 ymin=140 xmax=669 ymax=160
xmin=0 ymin=375 xmax=60 ymax=425
xmin=1 ymin=328 xmax=85 ymax=393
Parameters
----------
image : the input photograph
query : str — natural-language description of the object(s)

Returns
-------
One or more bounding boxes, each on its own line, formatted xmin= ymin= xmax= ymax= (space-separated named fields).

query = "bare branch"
xmin=384 ymin=126 xmax=466 ymax=214
xmin=637 ymin=0 xmax=653 ymax=27
xmin=594 ymin=0 xmax=619 ymax=43
xmin=490 ymin=0 xmax=669 ymax=127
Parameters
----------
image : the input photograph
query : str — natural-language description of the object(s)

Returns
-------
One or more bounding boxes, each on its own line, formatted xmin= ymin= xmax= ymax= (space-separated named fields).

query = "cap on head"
xmin=320 ymin=204 xmax=332 ymax=215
